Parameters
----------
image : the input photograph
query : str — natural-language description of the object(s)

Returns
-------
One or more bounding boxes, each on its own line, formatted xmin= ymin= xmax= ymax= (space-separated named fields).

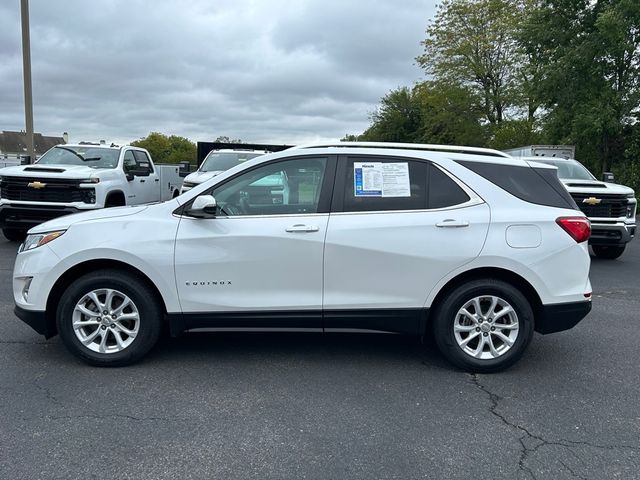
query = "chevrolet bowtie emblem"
xmin=27 ymin=181 xmax=47 ymax=189
xmin=583 ymin=197 xmax=601 ymax=206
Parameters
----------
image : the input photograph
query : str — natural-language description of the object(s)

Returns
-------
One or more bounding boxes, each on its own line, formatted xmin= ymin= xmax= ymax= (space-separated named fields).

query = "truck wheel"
xmin=592 ymin=245 xmax=625 ymax=260
xmin=56 ymin=269 xmax=162 ymax=367
xmin=2 ymin=228 xmax=27 ymax=242
xmin=432 ymin=279 xmax=534 ymax=373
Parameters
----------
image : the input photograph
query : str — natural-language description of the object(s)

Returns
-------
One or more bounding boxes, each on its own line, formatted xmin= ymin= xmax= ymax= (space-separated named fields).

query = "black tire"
xmin=56 ymin=269 xmax=162 ymax=367
xmin=432 ymin=279 xmax=534 ymax=373
xmin=2 ymin=228 xmax=27 ymax=242
xmin=592 ymin=245 xmax=625 ymax=260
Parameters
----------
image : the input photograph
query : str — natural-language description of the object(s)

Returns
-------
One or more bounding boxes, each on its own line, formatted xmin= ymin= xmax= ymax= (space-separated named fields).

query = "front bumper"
xmin=535 ymin=300 xmax=592 ymax=334
xmin=0 ymin=204 xmax=81 ymax=230
xmin=14 ymin=305 xmax=55 ymax=338
xmin=589 ymin=222 xmax=636 ymax=246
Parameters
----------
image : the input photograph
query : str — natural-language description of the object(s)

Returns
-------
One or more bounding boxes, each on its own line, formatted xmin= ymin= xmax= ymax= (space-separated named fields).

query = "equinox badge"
xmin=27 ymin=181 xmax=47 ymax=189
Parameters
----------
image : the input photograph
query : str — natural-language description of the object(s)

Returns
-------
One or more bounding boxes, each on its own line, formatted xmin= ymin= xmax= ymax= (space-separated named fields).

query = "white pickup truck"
xmin=0 ymin=143 xmax=182 ymax=241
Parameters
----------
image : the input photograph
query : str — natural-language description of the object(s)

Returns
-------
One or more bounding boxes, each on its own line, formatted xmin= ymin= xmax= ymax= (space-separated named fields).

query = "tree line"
xmin=345 ymin=0 xmax=640 ymax=191
xmin=130 ymin=134 xmax=241 ymax=165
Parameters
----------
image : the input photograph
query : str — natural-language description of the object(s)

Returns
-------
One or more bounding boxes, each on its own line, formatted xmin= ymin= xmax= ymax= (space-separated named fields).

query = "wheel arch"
xmin=105 ymin=190 xmax=126 ymax=207
xmin=44 ymin=259 xmax=169 ymax=337
xmin=427 ymin=267 xmax=543 ymax=331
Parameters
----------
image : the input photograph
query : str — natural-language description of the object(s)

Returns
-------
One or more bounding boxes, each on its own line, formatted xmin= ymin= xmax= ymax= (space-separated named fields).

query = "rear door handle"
xmin=140 ymin=179 xmax=145 ymax=183
xmin=286 ymin=224 xmax=320 ymax=233
xmin=436 ymin=219 xmax=469 ymax=228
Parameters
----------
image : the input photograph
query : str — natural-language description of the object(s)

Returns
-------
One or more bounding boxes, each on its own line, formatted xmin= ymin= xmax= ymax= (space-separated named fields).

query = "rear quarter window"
xmin=457 ymin=161 xmax=578 ymax=210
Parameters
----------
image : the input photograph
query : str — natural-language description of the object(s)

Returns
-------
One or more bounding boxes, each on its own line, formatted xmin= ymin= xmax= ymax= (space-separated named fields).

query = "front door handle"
xmin=140 ymin=179 xmax=146 ymax=183
xmin=286 ymin=224 xmax=320 ymax=233
xmin=436 ymin=219 xmax=469 ymax=228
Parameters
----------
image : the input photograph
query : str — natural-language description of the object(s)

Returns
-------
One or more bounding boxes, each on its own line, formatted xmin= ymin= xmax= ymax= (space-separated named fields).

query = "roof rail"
xmin=291 ymin=141 xmax=512 ymax=159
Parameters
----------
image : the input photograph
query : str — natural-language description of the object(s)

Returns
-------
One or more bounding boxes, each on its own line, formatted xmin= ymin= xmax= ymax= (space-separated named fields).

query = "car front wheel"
xmin=56 ymin=269 xmax=162 ymax=367
xmin=432 ymin=279 xmax=534 ymax=373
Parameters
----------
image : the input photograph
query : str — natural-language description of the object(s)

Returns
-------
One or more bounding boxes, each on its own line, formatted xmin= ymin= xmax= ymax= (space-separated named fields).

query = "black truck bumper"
xmin=535 ymin=300 xmax=592 ymax=334
xmin=0 ymin=204 xmax=80 ymax=231
xmin=589 ymin=222 xmax=636 ymax=246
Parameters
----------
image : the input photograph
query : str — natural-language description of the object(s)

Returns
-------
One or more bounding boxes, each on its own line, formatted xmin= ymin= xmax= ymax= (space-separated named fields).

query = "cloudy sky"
xmin=0 ymin=0 xmax=436 ymax=145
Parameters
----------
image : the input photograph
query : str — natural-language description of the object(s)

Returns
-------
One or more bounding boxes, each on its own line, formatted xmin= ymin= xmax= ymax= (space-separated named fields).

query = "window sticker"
xmin=354 ymin=162 xmax=410 ymax=197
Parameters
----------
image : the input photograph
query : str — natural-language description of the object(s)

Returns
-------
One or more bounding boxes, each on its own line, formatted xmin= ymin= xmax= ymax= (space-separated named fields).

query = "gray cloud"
xmin=0 ymin=0 xmax=435 ymax=145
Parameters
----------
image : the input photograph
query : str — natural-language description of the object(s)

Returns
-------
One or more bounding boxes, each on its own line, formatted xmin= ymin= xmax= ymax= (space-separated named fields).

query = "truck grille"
xmin=570 ymin=193 xmax=629 ymax=218
xmin=0 ymin=176 xmax=93 ymax=203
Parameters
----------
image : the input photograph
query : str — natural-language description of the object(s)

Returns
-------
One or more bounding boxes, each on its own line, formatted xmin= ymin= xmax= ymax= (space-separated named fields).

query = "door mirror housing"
xmin=602 ymin=172 xmax=615 ymax=183
xmin=187 ymin=195 xmax=217 ymax=218
xmin=125 ymin=168 xmax=150 ymax=180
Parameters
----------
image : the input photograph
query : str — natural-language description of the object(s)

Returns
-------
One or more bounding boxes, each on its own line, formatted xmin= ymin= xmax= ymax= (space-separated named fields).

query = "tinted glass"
xmin=123 ymin=151 xmax=136 ymax=172
xmin=37 ymin=146 xmax=119 ymax=169
xmin=133 ymin=151 xmax=153 ymax=173
xmin=201 ymin=152 xmax=263 ymax=172
xmin=458 ymin=161 xmax=578 ymax=210
xmin=532 ymin=159 xmax=595 ymax=181
xmin=343 ymin=158 xmax=428 ymax=212
xmin=210 ymin=158 xmax=327 ymax=216
xmin=429 ymin=166 xmax=470 ymax=208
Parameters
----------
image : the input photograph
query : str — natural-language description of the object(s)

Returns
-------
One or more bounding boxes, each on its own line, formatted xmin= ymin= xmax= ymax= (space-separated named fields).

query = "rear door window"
xmin=337 ymin=156 xmax=471 ymax=212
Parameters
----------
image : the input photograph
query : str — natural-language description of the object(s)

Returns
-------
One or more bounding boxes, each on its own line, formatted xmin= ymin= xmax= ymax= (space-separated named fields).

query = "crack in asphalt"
xmin=470 ymin=374 xmax=639 ymax=479
xmin=34 ymin=377 xmax=63 ymax=407
xmin=23 ymin=414 xmax=179 ymax=422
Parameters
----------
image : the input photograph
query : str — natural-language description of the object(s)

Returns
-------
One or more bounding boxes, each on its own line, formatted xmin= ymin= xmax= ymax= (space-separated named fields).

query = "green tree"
xmin=521 ymin=0 xmax=640 ymax=173
xmin=417 ymin=0 xmax=527 ymax=125
xmin=131 ymin=132 xmax=196 ymax=165
xmin=214 ymin=136 xmax=243 ymax=143
xmin=345 ymin=82 xmax=488 ymax=146
xmin=359 ymin=87 xmax=423 ymax=142
xmin=414 ymin=81 xmax=488 ymax=146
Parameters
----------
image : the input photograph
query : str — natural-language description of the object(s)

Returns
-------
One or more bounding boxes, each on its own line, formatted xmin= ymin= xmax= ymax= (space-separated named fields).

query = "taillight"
xmin=556 ymin=216 xmax=591 ymax=243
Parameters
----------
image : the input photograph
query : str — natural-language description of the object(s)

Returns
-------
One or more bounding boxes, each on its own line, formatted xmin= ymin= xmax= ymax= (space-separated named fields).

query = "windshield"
xmin=37 ymin=146 xmax=119 ymax=169
xmin=200 ymin=151 xmax=263 ymax=172
xmin=533 ymin=159 xmax=595 ymax=181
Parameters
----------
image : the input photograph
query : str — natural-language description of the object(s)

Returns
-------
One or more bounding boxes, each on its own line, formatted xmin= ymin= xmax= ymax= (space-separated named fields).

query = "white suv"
xmin=13 ymin=143 xmax=592 ymax=372
xmin=180 ymin=149 xmax=266 ymax=194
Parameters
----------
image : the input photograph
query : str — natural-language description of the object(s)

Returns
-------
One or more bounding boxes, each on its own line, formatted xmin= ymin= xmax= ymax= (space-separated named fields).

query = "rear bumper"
xmin=0 ymin=204 xmax=81 ymax=230
xmin=535 ymin=300 xmax=592 ymax=334
xmin=589 ymin=222 xmax=635 ymax=246
xmin=14 ymin=305 xmax=55 ymax=339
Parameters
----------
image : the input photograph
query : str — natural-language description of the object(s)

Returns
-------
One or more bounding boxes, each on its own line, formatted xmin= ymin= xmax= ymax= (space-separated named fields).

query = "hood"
xmin=184 ymin=170 xmax=223 ymax=184
xmin=29 ymin=205 xmax=148 ymax=234
xmin=561 ymin=179 xmax=635 ymax=196
xmin=0 ymin=164 xmax=105 ymax=179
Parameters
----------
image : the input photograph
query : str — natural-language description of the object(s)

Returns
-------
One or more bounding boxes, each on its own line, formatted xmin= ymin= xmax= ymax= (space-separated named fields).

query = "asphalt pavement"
xmin=0 ymin=239 xmax=639 ymax=479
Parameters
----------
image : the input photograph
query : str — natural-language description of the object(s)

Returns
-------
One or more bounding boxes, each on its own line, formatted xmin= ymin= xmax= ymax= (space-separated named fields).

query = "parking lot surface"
xmin=0 ymin=239 xmax=639 ymax=479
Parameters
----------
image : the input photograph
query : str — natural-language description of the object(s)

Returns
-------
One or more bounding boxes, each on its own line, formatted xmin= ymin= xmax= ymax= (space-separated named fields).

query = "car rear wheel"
xmin=592 ymin=245 xmax=625 ymax=260
xmin=432 ymin=279 xmax=534 ymax=373
xmin=56 ymin=269 xmax=162 ymax=367
xmin=2 ymin=228 xmax=27 ymax=242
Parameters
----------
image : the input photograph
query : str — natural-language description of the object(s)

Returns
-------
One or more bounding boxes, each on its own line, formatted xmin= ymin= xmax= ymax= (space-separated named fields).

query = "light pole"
xmin=20 ymin=0 xmax=35 ymax=163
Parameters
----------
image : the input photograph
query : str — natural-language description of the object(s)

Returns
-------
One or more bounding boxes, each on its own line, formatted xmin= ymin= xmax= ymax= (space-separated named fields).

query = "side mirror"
xmin=126 ymin=172 xmax=134 ymax=181
xmin=602 ymin=172 xmax=615 ymax=183
xmin=187 ymin=195 xmax=217 ymax=218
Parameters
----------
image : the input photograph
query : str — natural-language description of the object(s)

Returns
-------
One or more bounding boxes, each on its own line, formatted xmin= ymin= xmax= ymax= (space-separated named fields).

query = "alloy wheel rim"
xmin=453 ymin=295 xmax=519 ymax=360
xmin=72 ymin=288 xmax=140 ymax=354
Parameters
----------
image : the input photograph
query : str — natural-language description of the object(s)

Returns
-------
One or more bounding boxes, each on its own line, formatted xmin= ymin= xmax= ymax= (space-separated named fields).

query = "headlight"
xmin=80 ymin=177 xmax=100 ymax=184
xmin=20 ymin=230 xmax=66 ymax=252
xmin=182 ymin=181 xmax=197 ymax=189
